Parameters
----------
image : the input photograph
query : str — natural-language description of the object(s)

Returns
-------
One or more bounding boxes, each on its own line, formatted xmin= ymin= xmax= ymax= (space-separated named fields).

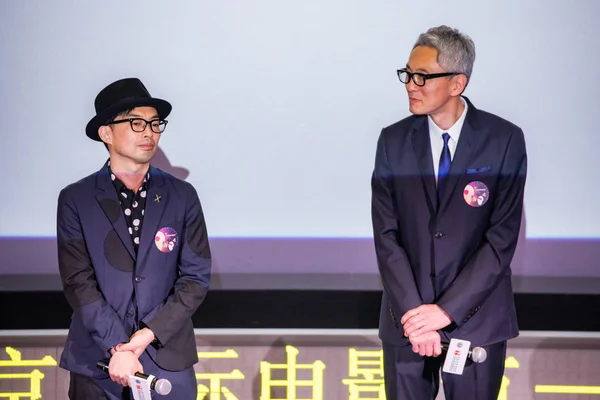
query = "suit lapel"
xmin=136 ymin=166 xmax=168 ymax=271
xmin=95 ymin=163 xmax=136 ymax=261
xmin=438 ymin=98 xmax=484 ymax=212
xmin=411 ymin=118 xmax=438 ymax=213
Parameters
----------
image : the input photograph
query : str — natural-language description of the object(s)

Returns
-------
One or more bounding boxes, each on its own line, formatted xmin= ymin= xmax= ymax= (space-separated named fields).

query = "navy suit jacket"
xmin=371 ymin=97 xmax=527 ymax=347
xmin=57 ymin=161 xmax=211 ymax=377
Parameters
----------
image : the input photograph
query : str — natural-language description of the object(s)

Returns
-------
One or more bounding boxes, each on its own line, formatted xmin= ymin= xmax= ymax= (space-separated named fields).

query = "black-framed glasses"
xmin=397 ymin=68 xmax=460 ymax=87
xmin=110 ymin=118 xmax=168 ymax=133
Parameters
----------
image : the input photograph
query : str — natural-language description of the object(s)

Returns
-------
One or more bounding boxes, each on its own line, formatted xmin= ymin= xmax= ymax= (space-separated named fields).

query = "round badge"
xmin=154 ymin=227 xmax=179 ymax=253
xmin=463 ymin=181 xmax=490 ymax=207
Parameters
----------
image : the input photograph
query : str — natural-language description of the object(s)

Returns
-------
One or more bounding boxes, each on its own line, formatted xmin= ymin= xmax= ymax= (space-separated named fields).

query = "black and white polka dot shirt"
xmin=108 ymin=163 xmax=150 ymax=253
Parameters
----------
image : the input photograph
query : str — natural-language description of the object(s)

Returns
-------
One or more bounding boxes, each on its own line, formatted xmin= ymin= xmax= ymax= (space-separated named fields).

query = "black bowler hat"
xmin=85 ymin=77 xmax=172 ymax=141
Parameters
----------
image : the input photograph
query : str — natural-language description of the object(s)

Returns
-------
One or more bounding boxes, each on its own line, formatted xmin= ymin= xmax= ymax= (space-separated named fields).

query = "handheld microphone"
xmin=96 ymin=361 xmax=172 ymax=395
xmin=441 ymin=342 xmax=487 ymax=363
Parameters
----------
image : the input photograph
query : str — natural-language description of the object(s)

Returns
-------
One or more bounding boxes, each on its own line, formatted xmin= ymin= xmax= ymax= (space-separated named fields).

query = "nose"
xmin=142 ymin=123 xmax=154 ymax=138
xmin=405 ymin=79 xmax=419 ymax=93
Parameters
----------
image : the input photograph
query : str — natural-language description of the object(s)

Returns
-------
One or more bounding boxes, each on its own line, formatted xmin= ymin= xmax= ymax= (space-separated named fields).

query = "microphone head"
xmin=471 ymin=346 xmax=487 ymax=363
xmin=154 ymin=378 xmax=172 ymax=395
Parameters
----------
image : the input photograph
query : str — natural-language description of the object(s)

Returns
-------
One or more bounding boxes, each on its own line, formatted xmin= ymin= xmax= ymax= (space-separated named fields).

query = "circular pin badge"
xmin=463 ymin=181 xmax=490 ymax=207
xmin=154 ymin=227 xmax=179 ymax=253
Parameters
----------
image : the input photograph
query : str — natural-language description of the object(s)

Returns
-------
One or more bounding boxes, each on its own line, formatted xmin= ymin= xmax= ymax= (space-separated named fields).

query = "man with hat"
xmin=57 ymin=77 xmax=211 ymax=399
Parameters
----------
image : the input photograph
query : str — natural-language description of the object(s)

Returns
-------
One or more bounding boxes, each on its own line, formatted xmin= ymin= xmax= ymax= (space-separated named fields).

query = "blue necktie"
xmin=438 ymin=133 xmax=451 ymax=201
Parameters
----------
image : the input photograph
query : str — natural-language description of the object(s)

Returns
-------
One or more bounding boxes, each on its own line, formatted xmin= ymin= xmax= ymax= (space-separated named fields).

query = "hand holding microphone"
xmin=105 ymin=328 xmax=161 ymax=388
xmin=97 ymin=361 xmax=172 ymax=395
xmin=106 ymin=351 xmax=144 ymax=387
xmin=441 ymin=342 xmax=487 ymax=363
xmin=400 ymin=304 xmax=487 ymax=366
xmin=439 ymin=338 xmax=487 ymax=375
xmin=405 ymin=330 xmax=487 ymax=365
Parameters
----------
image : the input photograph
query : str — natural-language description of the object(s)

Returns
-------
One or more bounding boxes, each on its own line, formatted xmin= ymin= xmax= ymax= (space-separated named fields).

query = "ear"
xmin=98 ymin=125 xmax=112 ymax=145
xmin=451 ymin=74 xmax=468 ymax=96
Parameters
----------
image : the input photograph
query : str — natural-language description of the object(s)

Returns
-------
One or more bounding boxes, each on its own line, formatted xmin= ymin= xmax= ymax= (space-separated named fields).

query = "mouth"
xmin=408 ymin=97 xmax=420 ymax=104
xmin=138 ymin=143 xmax=155 ymax=151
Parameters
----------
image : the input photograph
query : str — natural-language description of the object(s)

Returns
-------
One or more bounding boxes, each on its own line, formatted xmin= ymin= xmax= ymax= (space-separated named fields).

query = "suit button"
xmin=434 ymin=232 xmax=444 ymax=238
xmin=134 ymin=276 xmax=143 ymax=283
xmin=126 ymin=310 xmax=133 ymax=317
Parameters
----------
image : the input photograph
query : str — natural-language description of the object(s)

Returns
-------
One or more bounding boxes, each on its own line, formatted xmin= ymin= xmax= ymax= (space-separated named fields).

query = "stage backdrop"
xmin=1 ymin=0 xmax=599 ymax=292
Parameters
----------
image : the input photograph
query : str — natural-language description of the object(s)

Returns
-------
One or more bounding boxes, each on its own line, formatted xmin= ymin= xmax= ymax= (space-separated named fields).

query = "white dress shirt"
xmin=428 ymin=97 xmax=468 ymax=183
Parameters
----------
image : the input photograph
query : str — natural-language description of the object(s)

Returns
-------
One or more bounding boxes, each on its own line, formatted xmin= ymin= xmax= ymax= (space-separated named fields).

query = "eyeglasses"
xmin=110 ymin=118 xmax=168 ymax=133
xmin=397 ymin=68 xmax=460 ymax=87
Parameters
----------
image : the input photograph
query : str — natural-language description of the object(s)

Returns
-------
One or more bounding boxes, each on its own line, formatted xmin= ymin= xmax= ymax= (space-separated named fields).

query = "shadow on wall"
xmin=151 ymin=146 xmax=189 ymax=181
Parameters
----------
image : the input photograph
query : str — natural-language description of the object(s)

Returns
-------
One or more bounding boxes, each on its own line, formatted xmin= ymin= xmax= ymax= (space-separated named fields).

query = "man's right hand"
xmin=408 ymin=330 xmax=442 ymax=357
xmin=108 ymin=350 xmax=143 ymax=387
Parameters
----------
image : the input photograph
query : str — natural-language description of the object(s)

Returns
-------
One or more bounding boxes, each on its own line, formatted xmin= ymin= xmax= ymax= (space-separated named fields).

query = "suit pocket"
xmin=466 ymin=166 xmax=491 ymax=174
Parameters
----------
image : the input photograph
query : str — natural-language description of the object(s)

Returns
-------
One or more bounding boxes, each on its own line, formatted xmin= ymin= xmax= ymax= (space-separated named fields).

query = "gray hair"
xmin=413 ymin=25 xmax=476 ymax=82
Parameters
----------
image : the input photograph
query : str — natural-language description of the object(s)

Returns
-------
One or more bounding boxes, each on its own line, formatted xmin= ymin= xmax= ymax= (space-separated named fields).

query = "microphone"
xmin=441 ymin=342 xmax=487 ymax=363
xmin=96 ymin=361 xmax=172 ymax=395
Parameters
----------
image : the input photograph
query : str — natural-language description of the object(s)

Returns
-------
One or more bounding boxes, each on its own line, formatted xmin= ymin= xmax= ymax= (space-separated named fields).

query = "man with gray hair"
xmin=371 ymin=25 xmax=527 ymax=399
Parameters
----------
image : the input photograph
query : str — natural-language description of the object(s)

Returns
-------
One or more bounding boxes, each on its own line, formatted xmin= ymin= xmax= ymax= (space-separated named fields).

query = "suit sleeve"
xmin=141 ymin=184 xmax=211 ymax=346
xmin=57 ymin=189 xmax=130 ymax=354
xmin=371 ymin=130 xmax=423 ymax=319
xmin=436 ymin=127 xmax=527 ymax=326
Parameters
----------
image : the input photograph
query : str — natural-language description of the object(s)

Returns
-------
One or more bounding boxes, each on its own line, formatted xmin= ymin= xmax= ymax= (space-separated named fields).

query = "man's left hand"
xmin=401 ymin=304 xmax=452 ymax=337
xmin=115 ymin=328 xmax=155 ymax=357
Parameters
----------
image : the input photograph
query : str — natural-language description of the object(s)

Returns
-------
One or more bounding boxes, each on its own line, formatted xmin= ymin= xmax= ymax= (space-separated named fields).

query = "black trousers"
xmin=68 ymin=372 xmax=130 ymax=400
xmin=382 ymin=340 xmax=507 ymax=400
xmin=68 ymin=357 xmax=197 ymax=400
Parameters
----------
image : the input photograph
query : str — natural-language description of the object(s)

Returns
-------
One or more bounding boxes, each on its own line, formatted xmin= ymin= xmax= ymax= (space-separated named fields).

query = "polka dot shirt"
xmin=108 ymin=162 xmax=149 ymax=253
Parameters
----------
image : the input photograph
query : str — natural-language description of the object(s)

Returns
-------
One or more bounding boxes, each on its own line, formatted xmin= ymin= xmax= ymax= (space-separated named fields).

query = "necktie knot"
xmin=442 ymin=132 xmax=450 ymax=145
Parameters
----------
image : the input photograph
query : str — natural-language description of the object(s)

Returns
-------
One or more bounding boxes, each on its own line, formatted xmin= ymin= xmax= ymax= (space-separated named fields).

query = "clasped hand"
xmin=108 ymin=328 xmax=155 ymax=387
xmin=400 ymin=304 xmax=452 ymax=357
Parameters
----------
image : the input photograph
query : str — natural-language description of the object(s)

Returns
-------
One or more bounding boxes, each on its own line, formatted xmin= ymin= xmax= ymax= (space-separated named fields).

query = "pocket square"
xmin=466 ymin=166 xmax=491 ymax=174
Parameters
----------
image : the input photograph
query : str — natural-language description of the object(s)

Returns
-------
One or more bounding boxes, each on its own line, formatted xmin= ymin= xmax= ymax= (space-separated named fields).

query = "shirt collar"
xmin=107 ymin=159 xmax=151 ymax=192
xmin=428 ymin=96 xmax=468 ymax=142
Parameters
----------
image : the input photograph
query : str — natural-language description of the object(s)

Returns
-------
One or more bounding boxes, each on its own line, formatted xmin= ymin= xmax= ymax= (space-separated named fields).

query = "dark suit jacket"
xmin=57 ymin=161 xmax=211 ymax=377
xmin=371 ymin=97 xmax=527 ymax=347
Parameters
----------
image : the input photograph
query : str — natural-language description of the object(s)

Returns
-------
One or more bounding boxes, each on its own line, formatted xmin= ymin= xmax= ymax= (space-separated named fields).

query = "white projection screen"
xmin=1 ymin=0 xmax=599 ymax=292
